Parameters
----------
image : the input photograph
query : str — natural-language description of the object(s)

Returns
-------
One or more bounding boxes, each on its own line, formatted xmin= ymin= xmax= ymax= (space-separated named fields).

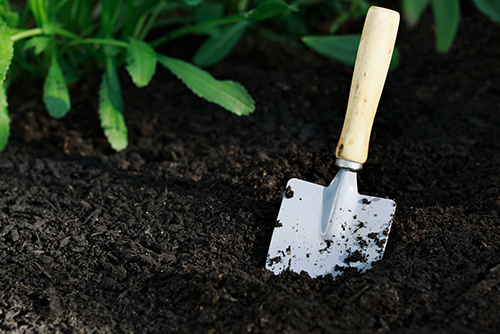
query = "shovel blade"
xmin=266 ymin=177 xmax=396 ymax=278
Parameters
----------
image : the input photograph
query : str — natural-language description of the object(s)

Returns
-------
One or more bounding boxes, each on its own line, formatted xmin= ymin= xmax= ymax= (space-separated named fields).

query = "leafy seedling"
xmin=0 ymin=0 xmax=292 ymax=152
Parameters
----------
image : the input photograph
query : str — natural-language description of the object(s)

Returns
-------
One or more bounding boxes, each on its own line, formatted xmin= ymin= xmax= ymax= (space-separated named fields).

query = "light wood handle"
xmin=335 ymin=6 xmax=399 ymax=164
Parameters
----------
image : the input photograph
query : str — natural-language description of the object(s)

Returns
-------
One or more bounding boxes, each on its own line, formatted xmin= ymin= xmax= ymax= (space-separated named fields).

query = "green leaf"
xmin=151 ymin=0 xmax=296 ymax=47
xmin=58 ymin=57 xmax=82 ymax=84
xmin=402 ymin=0 xmax=430 ymax=27
xmin=431 ymin=0 xmax=460 ymax=53
xmin=389 ymin=48 xmax=401 ymax=71
xmin=1 ymin=11 xmax=20 ymax=28
xmin=43 ymin=55 xmax=71 ymax=119
xmin=302 ymin=35 xmax=400 ymax=70
xmin=41 ymin=21 xmax=60 ymax=35
xmin=182 ymin=0 xmax=202 ymax=6
xmin=126 ymin=38 xmax=157 ymax=88
xmin=158 ymin=55 xmax=254 ymax=116
xmin=193 ymin=21 xmax=250 ymax=67
xmin=0 ymin=81 xmax=9 ymax=151
xmin=194 ymin=3 xmax=224 ymax=38
xmin=104 ymin=44 xmax=121 ymax=58
xmin=99 ymin=56 xmax=128 ymax=151
xmin=246 ymin=0 xmax=297 ymax=21
xmin=282 ymin=12 xmax=309 ymax=37
xmin=195 ymin=26 xmax=222 ymax=40
xmin=329 ymin=12 xmax=351 ymax=34
xmin=303 ymin=35 xmax=360 ymax=66
xmin=0 ymin=22 xmax=13 ymax=83
xmin=237 ymin=0 xmax=251 ymax=12
xmin=472 ymin=0 xmax=500 ymax=23
xmin=27 ymin=0 xmax=48 ymax=26
xmin=101 ymin=0 xmax=122 ymax=37
xmin=196 ymin=3 xmax=224 ymax=23
xmin=24 ymin=36 xmax=50 ymax=55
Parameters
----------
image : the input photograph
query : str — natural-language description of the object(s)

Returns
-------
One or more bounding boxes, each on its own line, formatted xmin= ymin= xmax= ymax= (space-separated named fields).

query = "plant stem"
xmin=55 ymin=28 xmax=83 ymax=41
xmin=138 ymin=0 xmax=166 ymax=40
xmin=69 ymin=38 xmax=129 ymax=48
xmin=11 ymin=27 xmax=128 ymax=50
xmin=10 ymin=28 xmax=43 ymax=42
xmin=150 ymin=14 xmax=244 ymax=47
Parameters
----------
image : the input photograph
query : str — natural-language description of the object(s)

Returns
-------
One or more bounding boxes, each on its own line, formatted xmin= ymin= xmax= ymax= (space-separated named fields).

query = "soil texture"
xmin=1 ymin=5 xmax=500 ymax=333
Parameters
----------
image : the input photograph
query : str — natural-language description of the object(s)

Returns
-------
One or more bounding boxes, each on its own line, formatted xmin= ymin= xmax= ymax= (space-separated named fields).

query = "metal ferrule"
xmin=335 ymin=158 xmax=363 ymax=172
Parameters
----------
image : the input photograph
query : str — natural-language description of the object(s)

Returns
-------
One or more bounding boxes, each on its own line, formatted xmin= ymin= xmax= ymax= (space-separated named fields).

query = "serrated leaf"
xmin=158 ymin=55 xmax=254 ymax=116
xmin=472 ymin=0 xmax=500 ymax=23
xmin=0 ymin=22 xmax=13 ymax=83
xmin=43 ymin=55 xmax=71 ymax=119
xmin=126 ymin=38 xmax=157 ymax=88
xmin=99 ymin=56 xmax=128 ymax=151
xmin=431 ymin=0 xmax=460 ymax=53
xmin=23 ymin=36 xmax=50 ymax=55
xmin=193 ymin=21 xmax=250 ymax=67
xmin=302 ymin=35 xmax=400 ymax=70
xmin=0 ymin=81 xmax=9 ymax=151
xmin=402 ymin=0 xmax=430 ymax=27
xmin=246 ymin=0 xmax=297 ymax=21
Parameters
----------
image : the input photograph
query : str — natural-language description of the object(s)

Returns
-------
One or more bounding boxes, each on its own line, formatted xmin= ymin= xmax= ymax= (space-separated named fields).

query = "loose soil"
xmin=1 ymin=5 xmax=500 ymax=334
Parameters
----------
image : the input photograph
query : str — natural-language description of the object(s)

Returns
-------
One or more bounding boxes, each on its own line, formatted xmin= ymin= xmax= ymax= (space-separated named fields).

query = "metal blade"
xmin=266 ymin=173 xmax=396 ymax=278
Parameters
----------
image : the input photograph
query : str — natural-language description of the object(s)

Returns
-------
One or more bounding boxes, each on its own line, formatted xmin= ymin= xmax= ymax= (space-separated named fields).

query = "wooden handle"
xmin=335 ymin=6 xmax=399 ymax=164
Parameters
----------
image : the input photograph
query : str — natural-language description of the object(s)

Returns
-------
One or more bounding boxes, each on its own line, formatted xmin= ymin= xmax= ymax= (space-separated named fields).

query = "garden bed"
xmin=1 ymin=6 xmax=500 ymax=333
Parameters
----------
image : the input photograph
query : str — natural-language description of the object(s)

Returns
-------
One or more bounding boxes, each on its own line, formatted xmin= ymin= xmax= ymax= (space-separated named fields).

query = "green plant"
xmin=295 ymin=0 xmax=499 ymax=67
xmin=188 ymin=0 xmax=299 ymax=67
xmin=472 ymin=0 xmax=500 ymax=22
xmin=402 ymin=0 xmax=460 ymax=53
xmin=403 ymin=0 xmax=500 ymax=54
xmin=298 ymin=0 xmax=400 ymax=69
xmin=0 ymin=0 xmax=295 ymax=151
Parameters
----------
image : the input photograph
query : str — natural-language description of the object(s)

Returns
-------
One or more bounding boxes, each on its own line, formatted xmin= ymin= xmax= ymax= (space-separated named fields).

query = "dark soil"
xmin=1 ymin=5 xmax=500 ymax=334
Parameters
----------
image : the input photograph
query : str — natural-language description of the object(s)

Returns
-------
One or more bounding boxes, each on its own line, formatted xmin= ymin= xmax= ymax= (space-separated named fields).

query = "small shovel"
xmin=266 ymin=6 xmax=399 ymax=278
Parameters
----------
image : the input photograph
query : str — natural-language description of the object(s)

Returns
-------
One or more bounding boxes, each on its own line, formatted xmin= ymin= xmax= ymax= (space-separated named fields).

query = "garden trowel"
xmin=266 ymin=6 xmax=399 ymax=278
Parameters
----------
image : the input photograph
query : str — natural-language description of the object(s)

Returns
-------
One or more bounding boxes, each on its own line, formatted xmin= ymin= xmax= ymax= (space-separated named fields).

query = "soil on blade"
xmin=1 ymin=5 xmax=500 ymax=334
